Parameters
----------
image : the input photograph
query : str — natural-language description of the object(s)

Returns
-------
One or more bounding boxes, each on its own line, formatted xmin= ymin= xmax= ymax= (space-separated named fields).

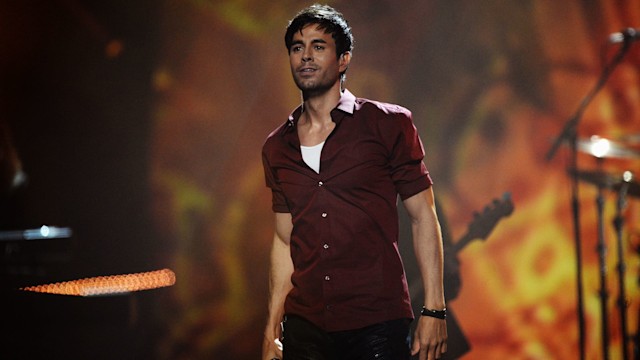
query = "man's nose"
xmin=302 ymin=49 xmax=313 ymax=62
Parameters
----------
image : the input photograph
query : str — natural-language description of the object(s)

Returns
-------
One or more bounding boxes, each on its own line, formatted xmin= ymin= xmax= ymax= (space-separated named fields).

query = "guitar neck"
xmin=449 ymin=192 xmax=513 ymax=254
xmin=452 ymin=232 xmax=475 ymax=254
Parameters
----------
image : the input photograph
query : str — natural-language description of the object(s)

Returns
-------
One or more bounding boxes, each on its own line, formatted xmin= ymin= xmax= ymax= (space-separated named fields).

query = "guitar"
xmin=452 ymin=192 xmax=514 ymax=253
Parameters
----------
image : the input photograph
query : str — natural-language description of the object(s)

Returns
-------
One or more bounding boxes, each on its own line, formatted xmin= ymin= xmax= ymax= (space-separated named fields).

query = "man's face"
xmin=288 ymin=24 xmax=349 ymax=95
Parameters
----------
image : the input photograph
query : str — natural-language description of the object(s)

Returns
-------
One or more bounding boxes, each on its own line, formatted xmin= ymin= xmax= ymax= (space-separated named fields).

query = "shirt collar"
xmin=336 ymin=89 xmax=356 ymax=115
xmin=287 ymin=89 xmax=356 ymax=128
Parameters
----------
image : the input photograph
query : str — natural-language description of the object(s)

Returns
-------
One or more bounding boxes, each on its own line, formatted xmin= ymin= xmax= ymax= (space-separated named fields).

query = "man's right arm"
xmin=262 ymin=212 xmax=294 ymax=360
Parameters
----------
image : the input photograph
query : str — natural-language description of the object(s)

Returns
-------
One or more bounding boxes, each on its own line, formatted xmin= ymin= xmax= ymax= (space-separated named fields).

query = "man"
xmin=262 ymin=4 xmax=447 ymax=360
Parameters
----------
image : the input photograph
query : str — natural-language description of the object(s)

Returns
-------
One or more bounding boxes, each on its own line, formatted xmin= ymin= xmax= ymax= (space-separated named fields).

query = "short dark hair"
xmin=284 ymin=4 xmax=354 ymax=58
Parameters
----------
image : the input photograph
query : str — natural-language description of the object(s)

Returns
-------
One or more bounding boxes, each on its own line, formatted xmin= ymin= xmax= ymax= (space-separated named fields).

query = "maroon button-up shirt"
xmin=262 ymin=89 xmax=432 ymax=332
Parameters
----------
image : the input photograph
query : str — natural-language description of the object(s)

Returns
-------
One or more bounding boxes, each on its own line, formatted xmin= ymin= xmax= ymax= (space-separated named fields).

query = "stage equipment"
xmin=570 ymin=169 xmax=640 ymax=198
xmin=570 ymin=167 xmax=638 ymax=360
xmin=20 ymin=268 xmax=176 ymax=297
xmin=613 ymin=171 xmax=634 ymax=360
xmin=545 ymin=31 xmax=636 ymax=360
xmin=0 ymin=225 xmax=72 ymax=241
xmin=618 ymin=133 xmax=640 ymax=145
xmin=1 ymin=225 xmax=74 ymax=288
xmin=608 ymin=27 xmax=640 ymax=44
xmin=593 ymin=159 xmax=611 ymax=360
xmin=576 ymin=136 xmax=640 ymax=159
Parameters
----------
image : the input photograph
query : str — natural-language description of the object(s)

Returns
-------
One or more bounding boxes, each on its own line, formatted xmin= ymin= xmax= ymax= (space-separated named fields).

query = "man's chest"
xmin=273 ymin=128 xmax=394 ymax=206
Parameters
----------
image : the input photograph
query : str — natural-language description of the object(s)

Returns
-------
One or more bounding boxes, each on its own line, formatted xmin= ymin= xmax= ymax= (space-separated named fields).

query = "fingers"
xmin=411 ymin=337 xmax=420 ymax=356
xmin=271 ymin=342 xmax=283 ymax=360
xmin=412 ymin=337 xmax=447 ymax=360
xmin=423 ymin=345 xmax=443 ymax=360
xmin=412 ymin=341 xmax=445 ymax=360
xmin=263 ymin=350 xmax=282 ymax=360
xmin=262 ymin=336 xmax=283 ymax=360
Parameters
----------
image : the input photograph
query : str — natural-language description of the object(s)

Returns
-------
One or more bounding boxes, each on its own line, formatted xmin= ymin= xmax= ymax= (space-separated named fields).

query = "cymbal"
xmin=569 ymin=168 xmax=623 ymax=187
xmin=569 ymin=168 xmax=640 ymax=197
xmin=576 ymin=136 xmax=640 ymax=159
xmin=618 ymin=133 xmax=640 ymax=145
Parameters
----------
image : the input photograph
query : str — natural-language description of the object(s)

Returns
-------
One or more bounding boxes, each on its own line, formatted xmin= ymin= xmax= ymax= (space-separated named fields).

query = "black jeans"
xmin=282 ymin=315 xmax=412 ymax=360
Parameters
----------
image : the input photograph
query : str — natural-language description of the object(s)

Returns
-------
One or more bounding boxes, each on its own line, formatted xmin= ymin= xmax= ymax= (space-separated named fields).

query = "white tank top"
xmin=300 ymin=141 xmax=325 ymax=173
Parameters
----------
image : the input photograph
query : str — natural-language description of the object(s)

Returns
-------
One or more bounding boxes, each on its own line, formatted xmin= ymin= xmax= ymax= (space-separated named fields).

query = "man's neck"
xmin=301 ymin=83 xmax=342 ymax=126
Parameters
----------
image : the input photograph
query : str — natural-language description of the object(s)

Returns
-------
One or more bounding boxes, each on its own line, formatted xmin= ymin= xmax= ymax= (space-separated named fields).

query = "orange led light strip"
xmin=20 ymin=268 xmax=176 ymax=297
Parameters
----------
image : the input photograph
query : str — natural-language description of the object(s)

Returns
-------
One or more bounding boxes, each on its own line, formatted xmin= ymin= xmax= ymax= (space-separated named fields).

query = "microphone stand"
xmin=545 ymin=39 xmax=633 ymax=360
xmin=614 ymin=173 xmax=632 ymax=360
xmin=594 ymin=158 xmax=609 ymax=360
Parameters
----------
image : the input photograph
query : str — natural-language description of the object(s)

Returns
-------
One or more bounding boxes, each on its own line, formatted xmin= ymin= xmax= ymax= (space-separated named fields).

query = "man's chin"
xmin=295 ymin=82 xmax=332 ymax=96
xmin=294 ymin=79 xmax=316 ymax=90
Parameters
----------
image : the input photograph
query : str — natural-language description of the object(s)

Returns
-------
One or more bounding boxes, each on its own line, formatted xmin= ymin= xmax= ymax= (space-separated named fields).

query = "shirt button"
xmin=323 ymin=244 xmax=329 ymax=249
xmin=324 ymin=275 xmax=330 ymax=281
xmin=321 ymin=212 xmax=327 ymax=218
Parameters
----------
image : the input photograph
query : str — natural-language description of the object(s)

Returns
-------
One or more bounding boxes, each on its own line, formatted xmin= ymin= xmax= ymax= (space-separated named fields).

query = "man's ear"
xmin=339 ymin=52 xmax=351 ymax=72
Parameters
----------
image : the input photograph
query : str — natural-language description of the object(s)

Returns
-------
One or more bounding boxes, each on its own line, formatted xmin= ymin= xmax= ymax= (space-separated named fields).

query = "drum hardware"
xmin=613 ymin=171 xmax=633 ymax=360
xmin=545 ymin=37 xmax=635 ymax=360
xmin=576 ymin=135 xmax=640 ymax=159
xmin=571 ymin=168 xmax=637 ymax=359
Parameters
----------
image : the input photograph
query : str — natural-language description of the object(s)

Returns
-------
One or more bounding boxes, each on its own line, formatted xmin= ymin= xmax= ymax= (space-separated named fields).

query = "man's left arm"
xmin=403 ymin=187 xmax=448 ymax=360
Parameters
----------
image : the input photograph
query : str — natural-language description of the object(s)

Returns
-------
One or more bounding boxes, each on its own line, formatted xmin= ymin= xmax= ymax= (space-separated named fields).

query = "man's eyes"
xmin=291 ymin=45 xmax=325 ymax=52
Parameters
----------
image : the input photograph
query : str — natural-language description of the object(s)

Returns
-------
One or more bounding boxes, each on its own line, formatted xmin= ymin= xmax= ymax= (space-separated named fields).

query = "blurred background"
xmin=1 ymin=0 xmax=639 ymax=359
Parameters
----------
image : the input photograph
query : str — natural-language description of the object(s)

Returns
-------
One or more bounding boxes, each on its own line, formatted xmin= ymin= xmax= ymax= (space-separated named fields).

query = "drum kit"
xmin=541 ymin=29 xmax=640 ymax=359
xmin=569 ymin=133 xmax=640 ymax=360
xmin=572 ymin=134 xmax=640 ymax=196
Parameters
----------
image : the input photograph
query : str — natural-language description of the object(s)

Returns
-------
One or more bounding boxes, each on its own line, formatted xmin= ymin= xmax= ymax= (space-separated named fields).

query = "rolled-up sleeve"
xmin=384 ymin=109 xmax=432 ymax=199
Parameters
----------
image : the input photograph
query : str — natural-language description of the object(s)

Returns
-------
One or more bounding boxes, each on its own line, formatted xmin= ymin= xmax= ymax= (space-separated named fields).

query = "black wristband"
xmin=421 ymin=307 xmax=447 ymax=319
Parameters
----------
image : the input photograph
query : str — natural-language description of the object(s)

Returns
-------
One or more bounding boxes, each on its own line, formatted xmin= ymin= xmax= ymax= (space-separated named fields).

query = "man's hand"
xmin=411 ymin=316 xmax=447 ymax=360
xmin=262 ymin=333 xmax=283 ymax=360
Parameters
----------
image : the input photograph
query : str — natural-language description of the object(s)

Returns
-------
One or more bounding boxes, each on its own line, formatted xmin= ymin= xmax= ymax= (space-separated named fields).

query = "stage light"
xmin=20 ymin=268 xmax=176 ymax=297
xmin=589 ymin=136 xmax=611 ymax=158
